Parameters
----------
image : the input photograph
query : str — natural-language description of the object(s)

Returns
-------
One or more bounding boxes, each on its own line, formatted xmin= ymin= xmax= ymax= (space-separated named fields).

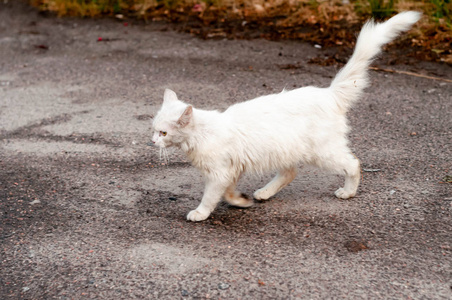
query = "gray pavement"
xmin=1 ymin=1 xmax=451 ymax=299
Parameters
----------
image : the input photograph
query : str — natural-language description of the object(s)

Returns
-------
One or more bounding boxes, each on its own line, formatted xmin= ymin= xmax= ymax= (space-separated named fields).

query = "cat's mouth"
xmin=153 ymin=141 xmax=171 ymax=149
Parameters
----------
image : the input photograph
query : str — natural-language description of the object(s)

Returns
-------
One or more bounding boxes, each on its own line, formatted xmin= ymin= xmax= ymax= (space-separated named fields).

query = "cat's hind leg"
xmin=253 ymin=167 xmax=297 ymax=200
xmin=331 ymin=152 xmax=361 ymax=199
xmin=224 ymin=182 xmax=254 ymax=208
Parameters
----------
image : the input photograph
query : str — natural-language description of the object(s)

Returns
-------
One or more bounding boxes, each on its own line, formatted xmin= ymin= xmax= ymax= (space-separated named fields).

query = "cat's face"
xmin=151 ymin=120 xmax=173 ymax=148
xmin=151 ymin=89 xmax=192 ymax=148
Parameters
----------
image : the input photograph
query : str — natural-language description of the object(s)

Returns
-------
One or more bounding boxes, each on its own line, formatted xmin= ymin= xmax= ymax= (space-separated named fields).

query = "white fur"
xmin=151 ymin=12 xmax=420 ymax=222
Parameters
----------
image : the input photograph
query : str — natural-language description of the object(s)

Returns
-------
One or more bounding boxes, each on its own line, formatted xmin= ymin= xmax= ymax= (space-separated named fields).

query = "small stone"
xmin=181 ymin=289 xmax=189 ymax=296
xmin=168 ymin=197 xmax=177 ymax=201
xmin=363 ymin=168 xmax=381 ymax=172
xmin=22 ymin=287 xmax=30 ymax=292
xmin=344 ymin=241 xmax=368 ymax=252
xmin=146 ymin=142 xmax=153 ymax=146
xmin=218 ymin=283 xmax=230 ymax=290
xmin=389 ymin=190 xmax=396 ymax=195
xmin=30 ymin=199 xmax=41 ymax=205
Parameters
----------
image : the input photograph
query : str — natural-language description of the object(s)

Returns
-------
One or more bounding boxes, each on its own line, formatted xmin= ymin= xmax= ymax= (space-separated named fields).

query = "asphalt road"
xmin=1 ymin=1 xmax=451 ymax=299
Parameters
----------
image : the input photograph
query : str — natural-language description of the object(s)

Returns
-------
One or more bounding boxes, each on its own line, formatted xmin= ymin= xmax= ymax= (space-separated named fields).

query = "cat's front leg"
xmin=187 ymin=179 xmax=228 ymax=222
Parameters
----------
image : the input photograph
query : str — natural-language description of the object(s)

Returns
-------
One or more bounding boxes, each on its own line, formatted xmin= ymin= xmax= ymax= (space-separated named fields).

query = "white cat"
xmin=151 ymin=11 xmax=420 ymax=222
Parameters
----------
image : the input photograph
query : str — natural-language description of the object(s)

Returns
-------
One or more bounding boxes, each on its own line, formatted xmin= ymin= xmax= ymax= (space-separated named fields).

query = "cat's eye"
xmin=160 ymin=131 xmax=167 ymax=137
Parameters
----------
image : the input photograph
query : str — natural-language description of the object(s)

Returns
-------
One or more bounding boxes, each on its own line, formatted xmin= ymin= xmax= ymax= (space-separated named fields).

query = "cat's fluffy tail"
xmin=329 ymin=11 xmax=421 ymax=112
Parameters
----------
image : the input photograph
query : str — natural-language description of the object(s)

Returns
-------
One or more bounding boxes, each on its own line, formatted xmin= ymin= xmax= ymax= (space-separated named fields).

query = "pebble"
xmin=218 ymin=283 xmax=230 ymax=290
xmin=22 ymin=287 xmax=30 ymax=292
xmin=389 ymin=190 xmax=396 ymax=195
xmin=363 ymin=168 xmax=381 ymax=172
xmin=30 ymin=199 xmax=41 ymax=205
xmin=181 ymin=289 xmax=189 ymax=296
xmin=169 ymin=197 xmax=177 ymax=201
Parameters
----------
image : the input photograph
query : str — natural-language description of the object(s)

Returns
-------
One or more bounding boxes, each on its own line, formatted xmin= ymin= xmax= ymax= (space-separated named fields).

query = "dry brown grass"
xmin=29 ymin=0 xmax=452 ymax=63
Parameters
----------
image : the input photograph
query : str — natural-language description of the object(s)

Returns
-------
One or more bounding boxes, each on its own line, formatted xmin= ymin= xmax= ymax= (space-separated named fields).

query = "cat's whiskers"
xmin=163 ymin=147 xmax=170 ymax=165
xmin=159 ymin=147 xmax=170 ymax=166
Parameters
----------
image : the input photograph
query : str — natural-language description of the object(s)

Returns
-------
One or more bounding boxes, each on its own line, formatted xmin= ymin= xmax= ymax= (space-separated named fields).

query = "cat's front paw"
xmin=334 ymin=188 xmax=356 ymax=199
xmin=187 ymin=209 xmax=210 ymax=222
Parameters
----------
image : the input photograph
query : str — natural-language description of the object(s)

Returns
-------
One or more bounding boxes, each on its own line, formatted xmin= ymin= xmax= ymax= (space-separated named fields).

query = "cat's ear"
xmin=163 ymin=89 xmax=178 ymax=105
xmin=177 ymin=105 xmax=193 ymax=128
